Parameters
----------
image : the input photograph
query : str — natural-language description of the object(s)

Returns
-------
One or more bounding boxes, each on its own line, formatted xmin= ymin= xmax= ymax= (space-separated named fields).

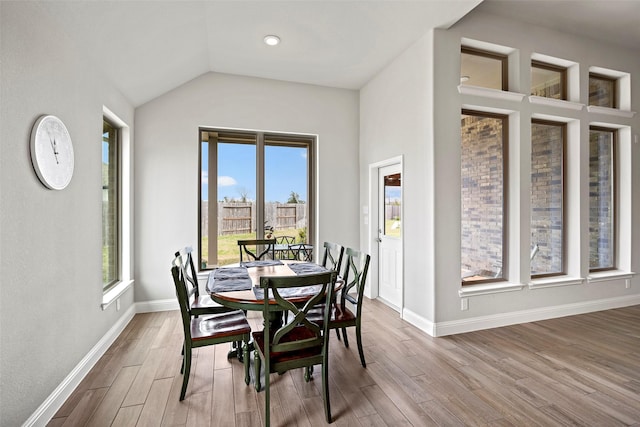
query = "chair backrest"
xmin=238 ymin=239 xmax=276 ymax=263
xmin=339 ymin=248 xmax=370 ymax=314
xmin=171 ymin=257 xmax=194 ymax=340
xmin=275 ymin=235 xmax=295 ymax=245
xmin=321 ymin=241 xmax=344 ymax=273
xmin=260 ymin=270 xmax=337 ymax=355
xmin=175 ymin=246 xmax=200 ymax=301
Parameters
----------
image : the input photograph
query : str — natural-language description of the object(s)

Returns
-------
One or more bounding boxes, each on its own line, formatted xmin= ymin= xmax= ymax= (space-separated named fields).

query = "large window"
xmin=589 ymin=127 xmax=617 ymax=271
xmin=531 ymin=61 xmax=566 ymax=100
xmin=589 ymin=73 xmax=617 ymax=108
xmin=460 ymin=47 xmax=508 ymax=91
xmin=200 ymin=129 xmax=314 ymax=268
xmin=461 ymin=111 xmax=507 ymax=284
xmin=531 ymin=121 xmax=566 ymax=277
xmin=102 ymin=119 xmax=119 ymax=290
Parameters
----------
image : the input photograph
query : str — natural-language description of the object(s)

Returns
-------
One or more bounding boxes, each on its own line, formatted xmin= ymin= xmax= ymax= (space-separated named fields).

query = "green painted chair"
xmin=175 ymin=246 xmax=234 ymax=316
xmin=171 ymin=258 xmax=251 ymax=400
xmin=310 ymin=247 xmax=370 ymax=367
xmin=321 ymin=241 xmax=344 ymax=272
xmin=252 ymin=270 xmax=337 ymax=426
xmin=238 ymin=238 xmax=276 ymax=264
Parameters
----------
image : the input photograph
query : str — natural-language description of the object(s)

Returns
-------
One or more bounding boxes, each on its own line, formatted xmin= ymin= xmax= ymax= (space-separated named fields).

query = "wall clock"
xmin=30 ymin=115 xmax=74 ymax=190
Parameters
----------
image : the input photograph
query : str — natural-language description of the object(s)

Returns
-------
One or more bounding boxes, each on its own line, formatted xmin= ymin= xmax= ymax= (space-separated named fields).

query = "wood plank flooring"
xmin=48 ymin=300 xmax=640 ymax=426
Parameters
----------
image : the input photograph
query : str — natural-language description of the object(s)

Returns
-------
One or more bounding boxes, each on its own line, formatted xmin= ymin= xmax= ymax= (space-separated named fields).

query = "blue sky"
xmin=202 ymin=143 xmax=308 ymax=203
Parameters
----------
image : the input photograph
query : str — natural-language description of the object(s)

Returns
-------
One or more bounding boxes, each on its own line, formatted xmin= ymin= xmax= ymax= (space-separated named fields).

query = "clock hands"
xmin=50 ymin=136 xmax=60 ymax=164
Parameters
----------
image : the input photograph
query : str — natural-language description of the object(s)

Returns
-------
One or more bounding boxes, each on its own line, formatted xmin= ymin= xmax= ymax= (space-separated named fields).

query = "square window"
xmin=589 ymin=74 xmax=616 ymax=108
xmin=531 ymin=61 xmax=566 ymax=100
xmin=461 ymin=47 xmax=507 ymax=91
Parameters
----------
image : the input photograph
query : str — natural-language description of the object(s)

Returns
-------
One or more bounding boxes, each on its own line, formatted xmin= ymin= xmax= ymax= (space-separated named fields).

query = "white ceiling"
xmin=37 ymin=0 xmax=640 ymax=107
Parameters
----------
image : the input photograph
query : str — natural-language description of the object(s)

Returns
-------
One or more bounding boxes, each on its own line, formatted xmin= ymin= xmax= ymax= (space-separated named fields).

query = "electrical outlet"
xmin=626 ymin=279 xmax=631 ymax=289
xmin=461 ymin=298 xmax=469 ymax=311
xmin=116 ymin=298 xmax=121 ymax=311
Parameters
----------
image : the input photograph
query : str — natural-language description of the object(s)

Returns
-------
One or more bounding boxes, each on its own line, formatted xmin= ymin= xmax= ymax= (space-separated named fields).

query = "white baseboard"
xmin=23 ymin=304 xmax=136 ymax=427
xmin=135 ymin=298 xmax=178 ymax=313
xmin=403 ymin=294 xmax=640 ymax=337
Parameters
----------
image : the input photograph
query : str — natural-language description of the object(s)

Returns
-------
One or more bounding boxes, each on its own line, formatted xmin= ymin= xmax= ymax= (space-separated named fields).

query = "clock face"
xmin=30 ymin=115 xmax=74 ymax=190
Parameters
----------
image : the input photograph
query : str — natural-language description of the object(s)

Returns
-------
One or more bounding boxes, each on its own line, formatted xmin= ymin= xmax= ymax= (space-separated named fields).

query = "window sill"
xmin=587 ymin=270 xmax=635 ymax=284
xmin=458 ymin=282 xmax=524 ymax=298
xmin=586 ymin=105 xmax=636 ymax=118
xmin=528 ymin=276 xmax=584 ymax=290
xmin=102 ymin=279 xmax=134 ymax=310
xmin=528 ymin=96 xmax=584 ymax=111
xmin=458 ymin=85 xmax=526 ymax=102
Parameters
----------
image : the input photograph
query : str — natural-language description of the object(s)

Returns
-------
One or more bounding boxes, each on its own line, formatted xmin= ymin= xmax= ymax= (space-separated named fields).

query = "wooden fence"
xmin=201 ymin=202 xmax=307 ymax=236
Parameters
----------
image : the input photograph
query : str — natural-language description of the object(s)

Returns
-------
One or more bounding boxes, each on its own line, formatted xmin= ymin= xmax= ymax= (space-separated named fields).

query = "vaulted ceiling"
xmin=36 ymin=0 xmax=640 ymax=107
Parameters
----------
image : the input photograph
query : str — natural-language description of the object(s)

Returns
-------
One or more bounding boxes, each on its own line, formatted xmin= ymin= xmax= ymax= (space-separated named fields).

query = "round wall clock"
xmin=30 ymin=115 xmax=75 ymax=190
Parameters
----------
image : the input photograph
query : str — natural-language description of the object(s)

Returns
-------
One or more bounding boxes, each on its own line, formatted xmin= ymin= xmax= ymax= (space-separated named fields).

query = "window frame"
xmin=198 ymin=128 xmax=316 ymax=270
xmin=531 ymin=60 xmax=567 ymax=100
xmin=461 ymin=46 xmax=509 ymax=91
xmin=102 ymin=117 xmax=121 ymax=291
xmin=530 ymin=119 xmax=567 ymax=279
xmin=589 ymin=126 xmax=618 ymax=272
xmin=589 ymin=73 xmax=617 ymax=108
xmin=460 ymin=109 xmax=509 ymax=286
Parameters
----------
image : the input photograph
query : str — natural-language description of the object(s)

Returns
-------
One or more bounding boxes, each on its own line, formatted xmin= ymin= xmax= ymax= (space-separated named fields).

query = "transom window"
xmin=199 ymin=129 xmax=315 ymax=268
xmin=460 ymin=47 xmax=508 ymax=91
xmin=531 ymin=61 xmax=566 ymax=100
xmin=530 ymin=120 xmax=566 ymax=277
xmin=461 ymin=110 xmax=508 ymax=284
xmin=589 ymin=73 xmax=617 ymax=108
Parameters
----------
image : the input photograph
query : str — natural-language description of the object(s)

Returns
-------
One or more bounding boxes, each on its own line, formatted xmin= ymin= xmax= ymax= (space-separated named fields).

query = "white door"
xmin=377 ymin=164 xmax=402 ymax=311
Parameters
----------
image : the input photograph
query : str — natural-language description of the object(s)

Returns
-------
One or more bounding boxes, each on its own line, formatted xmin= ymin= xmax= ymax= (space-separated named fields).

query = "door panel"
xmin=377 ymin=164 xmax=402 ymax=310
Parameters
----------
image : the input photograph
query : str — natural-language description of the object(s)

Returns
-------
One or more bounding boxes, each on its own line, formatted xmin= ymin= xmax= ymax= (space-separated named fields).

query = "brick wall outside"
xmin=589 ymin=131 xmax=614 ymax=268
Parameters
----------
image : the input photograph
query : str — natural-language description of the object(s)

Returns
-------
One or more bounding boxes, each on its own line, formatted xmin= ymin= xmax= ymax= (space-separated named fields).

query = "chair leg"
xmin=180 ymin=346 xmax=192 ymax=401
xmin=335 ymin=328 xmax=341 ymax=341
xmin=322 ymin=356 xmax=332 ymax=423
xmin=356 ymin=325 xmax=366 ymax=367
xmin=243 ymin=341 xmax=250 ymax=385
xmin=342 ymin=328 xmax=349 ymax=348
xmin=254 ymin=350 xmax=261 ymax=392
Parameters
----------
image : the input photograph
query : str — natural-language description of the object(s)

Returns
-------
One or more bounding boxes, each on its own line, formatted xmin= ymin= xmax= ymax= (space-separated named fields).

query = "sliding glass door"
xmin=200 ymin=129 xmax=314 ymax=268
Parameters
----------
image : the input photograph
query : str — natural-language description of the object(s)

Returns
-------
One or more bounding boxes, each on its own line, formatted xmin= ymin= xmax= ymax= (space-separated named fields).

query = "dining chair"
xmin=175 ymin=246 xmax=233 ymax=316
xmin=252 ymin=270 xmax=337 ymax=426
xmin=309 ymin=247 xmax=370 ymax=367
xmin=275 ymin=235 xmax=296 ymax=259
xmin=238 ymin=238 xmax=276 ymax=263
xmin=171 ymin=257 xmax=251 ymax=400
xmin=321 ymin=241 xmax=344 ymax=273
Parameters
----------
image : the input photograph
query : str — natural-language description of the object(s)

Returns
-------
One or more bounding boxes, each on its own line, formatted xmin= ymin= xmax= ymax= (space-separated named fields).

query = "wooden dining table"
xmin=206 ymin=259 xmax=339 ymax=359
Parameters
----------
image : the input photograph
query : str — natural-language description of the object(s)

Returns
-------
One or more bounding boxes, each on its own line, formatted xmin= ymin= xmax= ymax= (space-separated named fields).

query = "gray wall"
xmin=0 ymin=2 xmax=135 ymax=425
xmin=133 ymin=72 xmax=360 ymax=304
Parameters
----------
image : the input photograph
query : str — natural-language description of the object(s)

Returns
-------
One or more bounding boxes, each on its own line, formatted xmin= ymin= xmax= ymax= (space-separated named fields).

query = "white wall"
xmin=361 ymin=10 xmax=640 ymax=336
xmin=134 ymin=72 xmax=360 ymax=305
xmin=0 ymin=2 xmax=135 ymax=425
xmin=359 ymin=32 xmax=436 ymax=325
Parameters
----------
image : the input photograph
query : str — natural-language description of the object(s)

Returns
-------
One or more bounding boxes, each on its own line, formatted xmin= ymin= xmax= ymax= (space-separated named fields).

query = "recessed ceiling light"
xmin=263 ymin=35 xmax=280 ymax=46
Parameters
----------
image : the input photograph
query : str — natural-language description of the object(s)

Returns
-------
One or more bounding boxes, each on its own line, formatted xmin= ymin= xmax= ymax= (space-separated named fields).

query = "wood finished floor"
xmin=48 ymin=300 xmax=640 ymax=426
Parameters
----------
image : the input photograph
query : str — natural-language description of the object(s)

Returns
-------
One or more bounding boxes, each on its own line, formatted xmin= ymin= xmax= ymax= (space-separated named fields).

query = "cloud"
xmin=201 ymin=171 xmax=208 ymax=181
xmin=218 ymin=176 xmax=237 ymax=186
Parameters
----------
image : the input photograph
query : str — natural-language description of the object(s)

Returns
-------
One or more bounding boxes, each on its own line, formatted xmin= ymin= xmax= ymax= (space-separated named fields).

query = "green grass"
xmin=202 ymin=228 xmax=304 ymax=267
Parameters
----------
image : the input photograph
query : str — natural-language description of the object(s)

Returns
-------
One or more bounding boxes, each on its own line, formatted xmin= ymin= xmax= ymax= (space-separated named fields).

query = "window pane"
xmin=589 ymin=74 xmax=616 ymax=108
xmin=461 ymin=113 xmax=506 ymax=283
xmin=265 ymin=144 xmax=308 ymax=244
xmin=531 ymin=122 xmax=565 ymax=276
xmin=461 ymin=49 xmax=505 ymax=90
xmin=531 ymin=63 xmax=565 ymax=99
xmin=102 ymin=120 xmax=119 ymax=288
xmin=383 ymin=173 xmax=401 ymax=237
xmin=200 ymin=130 xmax=314 ymax=269
xmin=589 ymin=129 xmax=615 ymax=270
